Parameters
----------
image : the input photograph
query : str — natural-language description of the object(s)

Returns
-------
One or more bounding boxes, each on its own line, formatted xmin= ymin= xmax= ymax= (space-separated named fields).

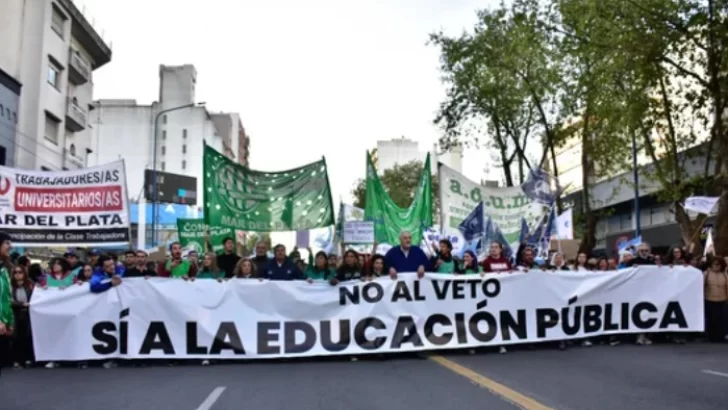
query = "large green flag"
xmin=203 ymin=143 xmax=335 ymax=231
xmin=176 ymin=218 xmax=233 ymax=254
xmin=364 ymin=151 xmax=432 ymax=245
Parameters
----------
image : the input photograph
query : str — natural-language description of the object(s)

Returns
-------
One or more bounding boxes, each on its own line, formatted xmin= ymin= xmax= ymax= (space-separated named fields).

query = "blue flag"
xmin=458 ymin=202 xmax=485 ymax=242
xmin=518 ymin=217 xmax=529 ymax=244
xmin=482 ymin=217 xmax=514 ymax=260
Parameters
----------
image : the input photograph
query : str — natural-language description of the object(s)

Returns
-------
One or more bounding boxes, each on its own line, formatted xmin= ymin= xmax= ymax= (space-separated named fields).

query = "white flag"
xmin=684 ymin=196 xmax=719 ymax=215
xmin=556 ymin=208 xmax=573 ymax=240
xmin=704 ymin=229 xmax=714 ymax=257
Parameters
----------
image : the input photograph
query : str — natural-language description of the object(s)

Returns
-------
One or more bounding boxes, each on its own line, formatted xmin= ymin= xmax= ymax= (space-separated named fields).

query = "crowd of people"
xmin=0 ymin=230 xmax=726 ymax=375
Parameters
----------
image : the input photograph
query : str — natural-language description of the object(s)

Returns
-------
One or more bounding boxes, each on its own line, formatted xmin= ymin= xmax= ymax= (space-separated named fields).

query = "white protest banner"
xmin=343 ymin=221 xmax=374 ymax=244
xmin=684 ymin=196 xmax=719 ymax=215
xmin=31 ymin=266 xmax=703 ymax=361
xmin=0 ymin=161 xmax=130 ymax=246
xmin=438 ymin=164 xmax=543 ymax=248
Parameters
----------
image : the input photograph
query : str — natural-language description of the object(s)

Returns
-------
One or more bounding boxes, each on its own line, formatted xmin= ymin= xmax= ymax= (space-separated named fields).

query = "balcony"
xmin=63 ymin=148 xmax=84 ymax=169
xmin=68 ymin=49 xmax=91 ymax=85
xmin=65 ymin=98 xmax=87 ymax=131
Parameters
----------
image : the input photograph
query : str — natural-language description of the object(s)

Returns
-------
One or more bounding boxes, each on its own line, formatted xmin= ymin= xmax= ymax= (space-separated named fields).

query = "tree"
xmin=553 ymin=0 xmax=727 ymax=253
xmin=352 ymin=160 xmax=440 ymax=222
xmin=430 ymin=0 xmax=576 ymax=212
xmin=243 ymin=232 xmax=272 ymax=254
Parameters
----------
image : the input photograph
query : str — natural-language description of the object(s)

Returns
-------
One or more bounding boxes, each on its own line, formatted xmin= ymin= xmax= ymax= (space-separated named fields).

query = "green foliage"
xmin=352 ymin=160 xmax=440 ymax=221
xmin=244 ymin=233 xmax=272 ymax=253
xmin=430 ymin=0 xmax=564 ymax=186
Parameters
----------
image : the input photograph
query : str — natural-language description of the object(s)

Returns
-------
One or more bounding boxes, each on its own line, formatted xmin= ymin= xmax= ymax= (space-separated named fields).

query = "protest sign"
xmin=0 ymin=161 xmax=130 ymax=246
xmin=343 ymin=221 xmax=374 ymax=244
xmin=31 ymin=266 xmax=703 ymax=360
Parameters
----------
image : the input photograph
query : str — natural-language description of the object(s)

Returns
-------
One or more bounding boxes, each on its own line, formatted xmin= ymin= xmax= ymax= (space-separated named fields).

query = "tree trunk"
xmin=673 ymin=202 xmax=707 ymax=256
xmin=578 ymin=111 xmax=596 ymax=255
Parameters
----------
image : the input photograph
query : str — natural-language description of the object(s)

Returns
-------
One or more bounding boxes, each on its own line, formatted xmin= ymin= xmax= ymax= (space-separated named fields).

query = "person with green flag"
xmin=304 ymin=247 xmax=334 ymax=280
xmin=158 ymin=242 xmax=198 ymax=278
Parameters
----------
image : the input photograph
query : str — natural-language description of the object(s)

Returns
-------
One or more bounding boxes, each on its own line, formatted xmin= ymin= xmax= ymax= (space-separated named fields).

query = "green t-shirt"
xmin=306 ymin=267 xmax=334 ymax=280
xmin=46 ymin=272 xmax=76 ymax=287
xmin=461 ymin=266 xmax=483 ymax=274
xmin=436 ymin=259 xmax=456 ymax=273
xmin=197 ymin=269 xmax=223 ymax=280
xmin=165 ymin=260 xmax=192 ymax=277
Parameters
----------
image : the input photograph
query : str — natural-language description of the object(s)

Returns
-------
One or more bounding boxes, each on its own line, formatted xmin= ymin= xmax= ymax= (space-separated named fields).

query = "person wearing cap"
xmin=0 ymin=232 xmax=15 ymax=378
xmin=87 ymin=249 xmax=100 ymax=269
xmin=64 ymin=251 xmax=84 ymax=279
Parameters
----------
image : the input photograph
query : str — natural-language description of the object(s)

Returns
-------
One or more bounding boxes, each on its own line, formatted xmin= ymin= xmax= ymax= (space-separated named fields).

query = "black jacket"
xmin=335 ymin=265 xmax=362 ymax=282
xmin=217 ymin=253 xmax=241 ymax=278
xmin=125 ymin=266 xmax=156 ymax=278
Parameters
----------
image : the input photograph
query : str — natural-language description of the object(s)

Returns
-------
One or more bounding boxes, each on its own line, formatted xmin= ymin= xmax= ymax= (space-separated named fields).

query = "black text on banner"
xmin=30 ymin=267 xmax=704 ymax=360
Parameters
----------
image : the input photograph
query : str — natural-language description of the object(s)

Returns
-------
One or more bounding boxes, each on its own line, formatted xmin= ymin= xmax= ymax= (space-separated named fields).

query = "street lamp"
xmin=150 ymin=102 xmax=206 ymax=246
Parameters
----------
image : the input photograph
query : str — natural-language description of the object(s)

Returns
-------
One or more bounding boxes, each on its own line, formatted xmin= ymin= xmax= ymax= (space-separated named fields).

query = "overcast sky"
xmin=77 ymin=0 xmax=498 ymax=203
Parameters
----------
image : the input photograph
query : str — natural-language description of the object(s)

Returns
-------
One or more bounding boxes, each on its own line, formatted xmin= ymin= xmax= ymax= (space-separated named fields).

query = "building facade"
xmin=0 ymin=68 xmax=21 ymax=166
xmin=90 ymin=64 xmax=249 ymax=202
xmin=0 ymin=0 xmax=112 ymax=171
xmin=563 ymin=143 xmax=713 ymax=255
xmin=373 ymin=137 xmax=463 ymax=175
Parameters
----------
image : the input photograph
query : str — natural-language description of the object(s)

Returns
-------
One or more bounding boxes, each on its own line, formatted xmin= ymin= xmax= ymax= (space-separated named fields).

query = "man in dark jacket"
xmin=125 ymin=250 xmax=156 ymax=278
xmin=628 ymin=243 xmax=656 ymax=266
xmin=252 ymin=241 xmax=271 ymax=273
xmin=216 ymin=237 xmax=241 ymax=278
xmin=262 ymin=244 xmax=304 ymax=281
xmin=385 ymin=231 xmax=428 ymax=278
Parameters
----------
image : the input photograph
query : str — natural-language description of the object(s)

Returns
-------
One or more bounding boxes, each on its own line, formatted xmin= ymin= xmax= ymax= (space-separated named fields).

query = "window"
xmin=162 ymin=130 xmax=166 ymax=140
xmin=161 ymin=146 xmax=166 ymax=155
xmin=183 ymin=129 xmax=187 ymax=139
xmin=163 ymin=115 xmax=167 ymax=124
xmin=4 ymin=108 xmax=8 ymax=119
xmin=47 ymin=60 xmax=61 ymax=89
xmin=41 ymin=166 xmax=51 ymax=171
xmin=62 ymin=167 xmax=69 ymax=170
xmin=0 ymin=147 xmax=6 ymax=166
xmin=0 ymin=105 xmax=3 ymax=117
xmin=161 ymin=162 xmax=165 ymax=171
xmin=181 ymin=160 xmax=186 ymax=170
xmin=44 ymin=113 xmax=60 ymax=144
xmin=182 ymin=144 xmax=186 ymax=154
xmin=69 ymin=143 xmax=76 ymax=156
xmin=51 ymin=4 xmax=66 ymax=38
xmin=12 ymin=112 xmax=16 ymax=124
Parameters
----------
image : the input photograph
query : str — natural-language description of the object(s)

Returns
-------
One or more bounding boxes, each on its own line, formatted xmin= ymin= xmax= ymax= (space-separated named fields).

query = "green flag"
xmin=203 ymin=143 xmax=335 ymax=231
xmin=176 ymin=218 xmax=233 ymax=254
xmin=364 ymin=151 xmax=433 ymax=245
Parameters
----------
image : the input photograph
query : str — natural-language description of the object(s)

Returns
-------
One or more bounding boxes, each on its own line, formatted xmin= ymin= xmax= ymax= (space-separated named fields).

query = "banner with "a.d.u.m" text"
xmin=30 ymin=266 xmax=704 ymax=361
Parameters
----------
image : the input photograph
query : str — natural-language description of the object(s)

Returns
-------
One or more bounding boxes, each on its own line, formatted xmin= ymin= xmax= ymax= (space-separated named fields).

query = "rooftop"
xmin=61 ymin=0 xmax=112 ymax=69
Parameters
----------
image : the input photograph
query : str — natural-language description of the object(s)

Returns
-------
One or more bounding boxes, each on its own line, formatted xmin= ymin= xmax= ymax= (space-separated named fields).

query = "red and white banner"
xmin=0 ymin=161 xmax=130 ymax=246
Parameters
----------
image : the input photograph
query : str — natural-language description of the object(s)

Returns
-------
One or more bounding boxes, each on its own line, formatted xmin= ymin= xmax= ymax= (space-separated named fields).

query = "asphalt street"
xmin=1 ymin=343 xmax=727 ymax=410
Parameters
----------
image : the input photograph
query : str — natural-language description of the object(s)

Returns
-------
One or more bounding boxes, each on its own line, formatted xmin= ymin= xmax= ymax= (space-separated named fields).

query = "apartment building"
xmin=0 ymin=0 xmax=112 ymax=170
xmin=0 ymin=68 xmax=21 ymax=166
xmin=90 ymin=64 xmax=250 ymax=201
